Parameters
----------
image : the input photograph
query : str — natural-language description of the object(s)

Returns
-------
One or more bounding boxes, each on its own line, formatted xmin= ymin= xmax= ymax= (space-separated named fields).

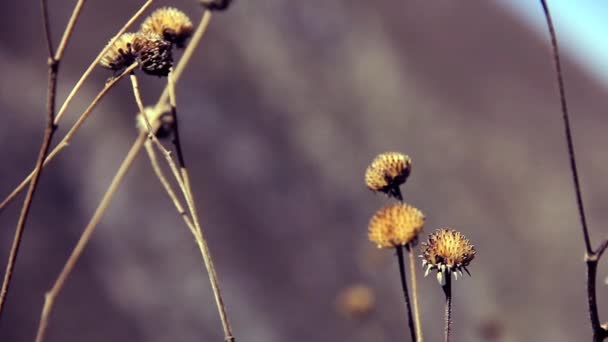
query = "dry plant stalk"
xmin=407 ymin=243 xmax=423 ymax=341
xmin=368 ymin=202 xmax=424 ymax=341
xmin=0 ymin=0 xmax=86 ymax=321
xmin=144 ymin=141 xmax=197 ymax=235
xmin=33 ymin=9 xmax=236 ymax=342
xmin=421 ymin=228 xmax=475 ymax=342
xmin=538 ymin=1 xmax=608 ymax=341
xmin=0 ymin=0 xmax=156 ymax=213
xmin=34 ymin=131 xmax=149 ymax=342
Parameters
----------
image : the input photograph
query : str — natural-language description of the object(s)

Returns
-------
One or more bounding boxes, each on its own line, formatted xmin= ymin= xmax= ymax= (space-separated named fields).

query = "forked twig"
xmin=33 ymin=10 xmax=232 ymax=341
xmin=0 ymin=0 xmax=86 ymax=322
xmin=0 ymin=64 xmax=138 ymax=213
xmin=34 ymin=132 xmax=148 ymax=342
xmin=0 ymin=0 xmax=155 ymax=214
xmin=132 ymin=64 xmax=234 ymax=340
xmin=53 ymin=0 xmax=155 ymax=124
xmin=144 ymin=141 xmax=197 ymax=235
xmin=539 ymin=1 xmax=608 ymax=340
xmin=166 ymin=68 xmax=235 ymax=341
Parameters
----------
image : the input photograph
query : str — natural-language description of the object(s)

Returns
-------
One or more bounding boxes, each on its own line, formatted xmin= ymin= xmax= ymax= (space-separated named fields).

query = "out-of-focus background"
xmin=1 ymin=1 xmax=608 ymax=341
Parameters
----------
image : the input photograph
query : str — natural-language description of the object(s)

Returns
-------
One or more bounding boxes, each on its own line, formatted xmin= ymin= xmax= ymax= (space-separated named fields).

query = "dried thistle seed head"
xmin=421 ymin=228 xmax=476 ymax=286
xmin=141 ymin=7 xmax=194 ymax=49
xmin=368 ymin=203 xmax=424 ymax=249
xmin=136 ymin=104 xmax=174 ymax=138
xmin=133 ymin=32 xmax=173 ymax=77
xmin=199 ymin=0 xmax=232 ymax=11
xmin=365 ymin=152 xmax=411 ymax=201
xmin=99 ymin=33 xmax=139 ymax=71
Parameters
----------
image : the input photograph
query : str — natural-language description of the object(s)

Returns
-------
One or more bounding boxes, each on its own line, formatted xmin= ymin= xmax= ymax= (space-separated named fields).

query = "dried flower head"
xmin=133 ymin=32 xmax=173 ymax=77
xmin=99 ymin=33 xmax=139 ymax=71
xmin=136 ymin=104 xmax=174 ymax=138
xmin=368 ymin=203 xmax=424 ymax=248
xmin=336 ymin=284 xmax=375 ymax=319
xmin=199 ymin=0 xmax=232 ymax=11
xmin=365 ymin=152 xmax=411 ymax=201
xmin=141 ymin=7 xmax=194 ymax=49
xmin=421 ymin=228 xmax=476 ymax=286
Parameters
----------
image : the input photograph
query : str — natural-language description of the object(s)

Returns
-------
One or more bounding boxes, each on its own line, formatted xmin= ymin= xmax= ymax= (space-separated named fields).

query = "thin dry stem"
xmin=539 ymin=1 xmax=607 ymax=340
xmin=40 ymin=0 xmax=54 ymax=57
xmin=0 ymin=64 xmax=137 ymax=213
xmin=407 ymin=244 xmax=423 ymax=342
xmin=53 ymin=0 xmax=86 ymax=61
xmin=33 ymin=9 xmax=233 ymax=341
xmin=144 ymin=141 xmax=197 ymax=235
xmin=157 ymin=10 xmax=212 ymax=106
xmin=130 ymin=74 xmax=178 ymax=160
xmin=0 ymin=0 xmax=86 ymax=322
xmin=54 ymin=0 xmax=154 ymax=124
xmin=396 ymin=246 xmax=417 ymax=342
xmin=442 ymin=277 xmax=452 ymax=342
xmin=34 ymin=132 xmax=148 ymax=342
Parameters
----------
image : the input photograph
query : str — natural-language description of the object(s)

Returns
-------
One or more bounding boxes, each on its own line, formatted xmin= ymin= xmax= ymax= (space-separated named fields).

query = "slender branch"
xmin=144 ymin=141 xmax=197 ymax=235
xmin=442 ymin=277 xmax=452 ymax=342
xmin=0 ymin=0 xmax=87 ymax=323
xmin=53 ymin=0 xmax=154 ymax=124
xmin=407 ymin=244 xmax=423 ymax=342
xmin=538 ymin=0 xmax=591 ymax=254
xmin=539 ymin=2 xmax=608 ymax=340
xmin=396 ymin=246 xmax=417 ymax=342
xmin=167 ymin=70 xmax=234 ymax=341
xmin=34 ymin=132 xmax=147 ymax=342
xmin=54 ymin=0 xmax=86 ymax=61
xmin=0 ymin=64 xmax=137 ymax=213
xmin=130 ymin=74 xmax=178 ymax=162
xmin=40 ymin=0 xmax=54 ymax=57
xmin=32 ymin=9 xmax=226 ymax=341
xmin=157 ymin=10 xmax=212 ymax=107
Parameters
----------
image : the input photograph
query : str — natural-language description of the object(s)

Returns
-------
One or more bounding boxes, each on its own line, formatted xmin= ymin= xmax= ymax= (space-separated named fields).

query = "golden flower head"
xmin=368 ymin=203 xmax=424 ymax=249
xmin=133 ymin=32 xmax=173 ymax=77
xmin=99 ymin=32 xmax=139 ymax=71
xmin=199 ymin=0 xmax=232 ymax=11
xmin=364 ymin=152 xmax=411 ymax=201
xmin=421 ymin=228 xmax=476 ymax=286
xmin=141 ymin=7 xmax=194 ymax=49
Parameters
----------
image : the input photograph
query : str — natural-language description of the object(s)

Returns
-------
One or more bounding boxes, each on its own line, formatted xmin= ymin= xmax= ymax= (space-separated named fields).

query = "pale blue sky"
xmin=499 ymin=1 xmax=608 ymax=85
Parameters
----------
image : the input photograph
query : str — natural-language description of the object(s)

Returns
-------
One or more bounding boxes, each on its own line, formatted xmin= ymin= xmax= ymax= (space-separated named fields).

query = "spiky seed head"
xmin=136 ymin=104 xmax=174 ymax=138
xmin=365 ymin=152 xmax=411 ymax=201
xmin=368 ymin=203 xmax=424 ymax=249
xmin=199 ymin=0 xmax=232 ymax=11
xmin=133 ymin=32 xmax=173 ymax=77
xmin=141 ymin=7 xmax=194 ymax=49
xmin=99 ymin=33 xmax=139 ymax=71
xmin=421 ymin=228 xmax=476 ymax=286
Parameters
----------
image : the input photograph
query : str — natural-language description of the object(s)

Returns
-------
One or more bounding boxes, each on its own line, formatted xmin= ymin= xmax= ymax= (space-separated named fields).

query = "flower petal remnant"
xmin=421 ymin=228 xmax=476 ymax=285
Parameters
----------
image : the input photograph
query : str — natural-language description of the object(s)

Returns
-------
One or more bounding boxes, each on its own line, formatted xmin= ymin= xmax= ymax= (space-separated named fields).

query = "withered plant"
xmin=0 ymin=1 xmax=236 ymax=342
